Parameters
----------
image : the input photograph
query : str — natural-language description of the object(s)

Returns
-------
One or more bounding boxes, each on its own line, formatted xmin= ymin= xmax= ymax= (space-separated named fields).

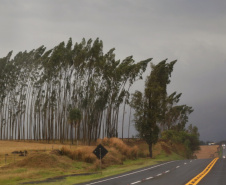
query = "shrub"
xmin=161 ymin=130 xmax=200 ymax=158
xmin=61 ymin=146 xmax=72 ymax=157
xmin=60 ymin=146 xmax=97 ymax=164
xmin=107 ymin=138 xmax=138 ymax=159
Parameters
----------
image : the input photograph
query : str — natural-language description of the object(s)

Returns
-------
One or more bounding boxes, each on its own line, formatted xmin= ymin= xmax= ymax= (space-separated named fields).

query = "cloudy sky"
xmin=1 ymin=0 xmax=226 ymax=142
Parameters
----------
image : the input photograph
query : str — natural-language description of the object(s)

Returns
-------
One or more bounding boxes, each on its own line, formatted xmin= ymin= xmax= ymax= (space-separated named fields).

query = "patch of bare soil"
xmin=194 ymin=145 xmax=219 ymax=159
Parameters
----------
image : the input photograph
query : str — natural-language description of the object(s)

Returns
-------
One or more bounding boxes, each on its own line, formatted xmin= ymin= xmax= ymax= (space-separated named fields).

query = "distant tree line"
xmin=0 ymin=38 xmax=151 ymax=144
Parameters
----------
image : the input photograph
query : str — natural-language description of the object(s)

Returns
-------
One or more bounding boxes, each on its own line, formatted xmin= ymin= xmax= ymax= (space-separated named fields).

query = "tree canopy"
xmin=0 ymin=38 xmax=151 ymax=144
xmin=0 ymin=38 xmax=197 ymax=153
xmin=131 ymin=60 xmax=195 ymax=157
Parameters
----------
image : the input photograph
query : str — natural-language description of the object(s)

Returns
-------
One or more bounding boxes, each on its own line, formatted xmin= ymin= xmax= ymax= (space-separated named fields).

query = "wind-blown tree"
xmin=0 ymin=51 xmax=15 ymax=139
xmin=160 ymin=92 xmax=194 ymax=131
xmin=69 ymin=108 xmax=82 ymax=144
xmin=131 ymin=60 xmax=177 ymax=158
xmin=0 ymin=38 xmax=150 ymax=144
xmin=165 ymin=105 xmax=193 ymax=131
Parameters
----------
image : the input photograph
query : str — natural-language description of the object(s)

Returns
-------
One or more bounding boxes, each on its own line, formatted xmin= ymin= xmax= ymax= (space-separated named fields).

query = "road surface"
xmin=76 ymin=146 xmax=226 ymax=185
xmin=75 ymin=159 xmax=213 ymax=185
xmin=198 ymin=145 xmax=226 ymax=185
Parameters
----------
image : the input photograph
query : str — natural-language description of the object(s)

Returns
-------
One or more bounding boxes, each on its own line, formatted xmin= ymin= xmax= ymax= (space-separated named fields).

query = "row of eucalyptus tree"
xmin=0 ymin=38 xmax=151 ymax=144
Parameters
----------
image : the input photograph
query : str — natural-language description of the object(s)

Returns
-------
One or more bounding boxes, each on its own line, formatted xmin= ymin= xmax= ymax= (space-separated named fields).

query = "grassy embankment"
xmin=0 ymin=138 xmax=185 ymax=185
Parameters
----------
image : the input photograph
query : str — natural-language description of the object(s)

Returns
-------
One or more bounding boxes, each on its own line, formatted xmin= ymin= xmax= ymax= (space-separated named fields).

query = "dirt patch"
xmin=194 ymin=145 xmax=219 ymax=159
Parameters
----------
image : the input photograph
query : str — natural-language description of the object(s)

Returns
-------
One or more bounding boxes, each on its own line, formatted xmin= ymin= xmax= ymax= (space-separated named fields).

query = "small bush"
xmin=130 ymin=146 xmax=139 ymax=159
xmin=102 ymin=155 xmax=123 ymax=166
xmin=161 ymin=130 xmax=200 ymax=158
xmin=61 ymin=146 xmax=71 ymax=157
xmin=75 ymin=149 xmax=83 ymax=160
xmin=60 ymin=146 xmax=97 ymax=164
xmin=107 ymin=138 xmax=138 ymax=159
xmin=102 ymin=137 xmax=110 ymax=146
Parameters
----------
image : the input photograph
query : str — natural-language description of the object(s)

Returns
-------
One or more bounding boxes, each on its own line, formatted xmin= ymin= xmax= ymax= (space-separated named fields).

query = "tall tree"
xmin=0 ymin=38 xmax=150 ymax=143
xmin=69 ymin=108 xmax=82 ymax=144
xmin=131 ymin=60 xmax=177 ymax=157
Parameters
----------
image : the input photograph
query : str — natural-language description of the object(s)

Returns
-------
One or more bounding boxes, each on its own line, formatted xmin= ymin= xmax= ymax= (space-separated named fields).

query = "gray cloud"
xmin=0 ymin=0 xmax=226 ymax=142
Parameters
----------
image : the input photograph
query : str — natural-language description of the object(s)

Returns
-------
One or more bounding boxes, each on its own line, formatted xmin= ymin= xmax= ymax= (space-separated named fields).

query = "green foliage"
xmin=131 ymin=60 xmax=177 ymax=157
xmin=0 ymin=37 xmax=150 ymax=143
xmin=161 ymin=128 xmax=200 ymax=158
xmin=161 ymin=90 xmax=194 ymax=131
xmin=69 ymin=108 xmax=82 ymax=124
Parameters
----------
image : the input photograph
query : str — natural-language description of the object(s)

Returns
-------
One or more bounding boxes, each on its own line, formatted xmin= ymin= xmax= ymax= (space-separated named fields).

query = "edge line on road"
xmin=84 ymin=161 xmax=174 ymax=185
xmin=185 ymin=157 xmax=219 ymax=185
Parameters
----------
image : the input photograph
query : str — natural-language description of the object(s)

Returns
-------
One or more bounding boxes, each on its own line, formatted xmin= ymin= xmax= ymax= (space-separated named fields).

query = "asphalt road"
xmin=198 ymin=146 xmax=226 ymax=185
xmin=75 ymin=159 xmax=213 ymax=185
xmin=76 ymin=146 xmax=226 ymax=185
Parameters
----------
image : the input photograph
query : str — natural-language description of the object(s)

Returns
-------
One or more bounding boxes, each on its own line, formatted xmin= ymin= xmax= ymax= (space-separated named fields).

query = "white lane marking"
xmin=165 ymin=170 xmax=170 ymax=173
xmin=156 ymin=173 xmax=162 ymax=176
xmin=146 ymin=177 xmax=153 ymax=180
xmin=131 ymin=181 xmax=141 ymax=185
xmin=85 ymin=161 xmax=174 ymax=185
xmin=176 ymin=166 xmax=180 ymax=168
xmin=184 ymin=163 xmax=187 ymax=165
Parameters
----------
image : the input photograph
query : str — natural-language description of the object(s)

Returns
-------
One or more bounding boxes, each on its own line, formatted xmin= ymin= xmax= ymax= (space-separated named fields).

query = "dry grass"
xmin=0 ymin=140 xmax=64 ymax=155
xmin=61 ymin=146 xmax=97 ymax=163
xmin=194 ymin=145 xmax=219 ymax=159
xmin=0 ymin=138 xmax=179 ymax=185
xmin=160 ymin=142 xmax=172 ymax=155
xmin=99 ymin=137 xmax=144 ymax=159
xmin=8 ymin=153 xmax=73 ymax=169
xmin=0 ymin=140 xmax=69 ymax=168
xmin=60 ymin=138 xmax=150 ymax=170
xmin=0 ymin=144 xmax=92 ymax=185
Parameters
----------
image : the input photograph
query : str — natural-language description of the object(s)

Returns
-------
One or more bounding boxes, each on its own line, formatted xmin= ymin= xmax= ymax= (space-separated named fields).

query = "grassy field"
xmin=0 ymin=139 xmax=184 ymax=185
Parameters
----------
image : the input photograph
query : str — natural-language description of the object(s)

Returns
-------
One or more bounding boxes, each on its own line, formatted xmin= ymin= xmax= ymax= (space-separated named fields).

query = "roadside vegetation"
xmin=0 ymin=138 xmax=190 ymax=185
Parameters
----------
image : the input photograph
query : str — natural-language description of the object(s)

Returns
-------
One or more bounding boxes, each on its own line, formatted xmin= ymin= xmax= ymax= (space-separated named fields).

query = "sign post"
xmin=93 ymin=144 xmax=108 ymax=174
xmin=99 ymin=147 xmax=102 ymax=171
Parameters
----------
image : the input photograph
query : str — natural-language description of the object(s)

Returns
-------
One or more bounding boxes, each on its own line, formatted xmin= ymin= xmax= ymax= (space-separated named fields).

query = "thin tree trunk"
xmin=128 ymin=106 xmax=131 ymax=142
xmin=148 ymin=143 xmax=153 ymax=158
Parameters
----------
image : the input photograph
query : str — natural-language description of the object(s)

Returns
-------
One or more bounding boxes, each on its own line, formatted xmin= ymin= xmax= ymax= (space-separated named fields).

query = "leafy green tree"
xmin=131 ymin=60 xmax=177 ymax=157
xmin=164 ymin=104 xmax=193 ymax=131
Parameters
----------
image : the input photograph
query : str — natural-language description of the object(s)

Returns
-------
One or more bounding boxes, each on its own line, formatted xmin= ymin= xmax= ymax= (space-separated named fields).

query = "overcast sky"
xmin=1 ymin=0 xmax=226 ymax=142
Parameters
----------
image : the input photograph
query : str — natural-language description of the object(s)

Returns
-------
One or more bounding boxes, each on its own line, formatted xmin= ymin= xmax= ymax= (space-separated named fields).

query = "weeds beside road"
xmin=0 ymin=138 xmax=205 ymax=185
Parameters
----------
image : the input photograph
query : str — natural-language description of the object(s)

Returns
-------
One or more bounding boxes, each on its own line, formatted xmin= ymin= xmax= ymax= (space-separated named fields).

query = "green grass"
xmin=19 ymin=152 xmax=183 ymax=185
xmin=11 ymin=168 xmax=27 ymax=174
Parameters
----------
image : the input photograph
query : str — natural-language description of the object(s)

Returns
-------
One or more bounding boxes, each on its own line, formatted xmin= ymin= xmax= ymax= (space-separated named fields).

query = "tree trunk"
xmin=71 ymin=123 xmax=73 ymax=145
xmin=148 ymin=143 xmax=153 ymax=158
